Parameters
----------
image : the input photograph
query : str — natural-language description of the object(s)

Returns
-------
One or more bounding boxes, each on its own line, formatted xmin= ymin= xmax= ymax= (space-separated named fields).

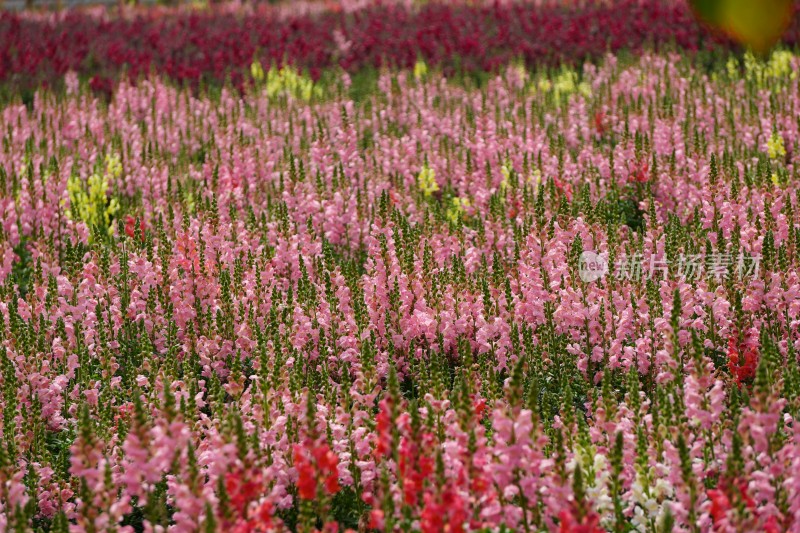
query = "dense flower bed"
xmin=1 ymin=47 xmax=800 ymax=531
xmin=2 ymin=0 xmax=799 ymax=94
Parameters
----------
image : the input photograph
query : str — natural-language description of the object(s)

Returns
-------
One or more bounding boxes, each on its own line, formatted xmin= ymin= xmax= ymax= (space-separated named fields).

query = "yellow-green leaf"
xmin=690 ymin=0 xmax=794 ymax=54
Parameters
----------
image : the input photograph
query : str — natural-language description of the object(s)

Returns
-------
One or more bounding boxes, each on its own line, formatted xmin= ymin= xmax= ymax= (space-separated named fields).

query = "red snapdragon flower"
xmin=593 ymin=111 xmax=606 ymax=135
xmin=727 ymin=333 xmax=758 ymax=385
xmin=764 ymin=516 xmax=782 ymax=533
xmin=707 ymin=488 xmax=731 ymax=524
xmin=708 ymin=478 xmax=775 ymax=531
xmin=628 ymin=160 xmax=649 ymax=183
xmin=222 ymin=469 xmax=277 ymax=532
xmin=554 ymin=177 xmax=573 ymax=201
xmin=558 ymin=506 xmax=605 ymax=533
xmin=312 ymin=443 xmax=341 ymax=495
xmin=124 ymin=215 xmax=146 ymax=241
xmin=420 ymin=497 xmax=444 ymax=533
xmin=294 ymin=445 xmax=318 ymax=500
xmin=225 ymin=469 xmax=264 ymax=517
xmin=374 ymin=398 xmax=393 ymax=458
xmin=293 ymin=441 xmax=340 ymax=501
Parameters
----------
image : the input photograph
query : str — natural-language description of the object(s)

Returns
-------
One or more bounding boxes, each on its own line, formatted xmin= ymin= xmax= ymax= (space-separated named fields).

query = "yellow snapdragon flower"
xmin=767 ymin=131 xmax=786 ymax=160
xmin=766 ymin=50 xmax=795 ymax=79
xmin=532 ymin=67 xmax=590 ymax=99
xmin=536 ymin=78 xmax=552 ymax=93
xmin=251 ymin=61 xmax=265 ymax=83
xmin=66 ymin=153 xmax=122 ymax=240
xmin=446 ymin=197 xmax=470 ymax=224
xmin=500 ymin=164 xmax=512 ymax=193
xmin=726 ymin=56 xmax=739 ymax=79
xmin=417 ymin=164 xmax=438 ymax=197
xmin=554 ymin=70 xmax=576 ymax=96
xmin=414 ymin=59 xmax=428 ymax=80
xmin=529 ymin=168 xmax=543 ymax=194
xmin=253 ymin=63 xmax=321 ymax=102
xmin=744 ymin=49 xmax=798 ymax=87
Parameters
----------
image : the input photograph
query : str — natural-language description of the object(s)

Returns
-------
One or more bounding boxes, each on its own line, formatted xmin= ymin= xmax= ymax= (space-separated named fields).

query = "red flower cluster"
xmin=223 ymin=469 xmax=276 ymax=533
xmin=627 ymin=160 xmax=649 ymax=183
xmin=558 ymin=508 xmax=605 ymax=533
xmin=398 ymin=431 xmax=435 ymax=506
xmin=708 ymin=478 xmax=782 ymax=533
xmin=374 ymin=397 xmax=393 ymax=458
xmin=124 ymin=215 xmax=146 ymax=241
xmin=727 ymin=333 xmax=759 ymax=385
xmin=293 ymin=441 xmax=340 ymax=501
xmin=593 ymin=111 xmax=607 ymax=136
xmin=3 ymin=0 xmax=797 ymax=94
xmin=420 ymin=487 xmax=469 ymax=533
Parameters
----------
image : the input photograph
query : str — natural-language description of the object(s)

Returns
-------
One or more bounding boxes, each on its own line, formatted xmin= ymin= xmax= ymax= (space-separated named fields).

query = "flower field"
xmin=3 ymin=0 xmax=800 ymax=97
xmin=2 ymin=1 xmax=800 ymax=532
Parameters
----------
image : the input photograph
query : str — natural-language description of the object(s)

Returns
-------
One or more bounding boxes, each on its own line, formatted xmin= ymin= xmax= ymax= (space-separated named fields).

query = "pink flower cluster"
xmin=0 ymin=48 xmax=799 ymax=532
